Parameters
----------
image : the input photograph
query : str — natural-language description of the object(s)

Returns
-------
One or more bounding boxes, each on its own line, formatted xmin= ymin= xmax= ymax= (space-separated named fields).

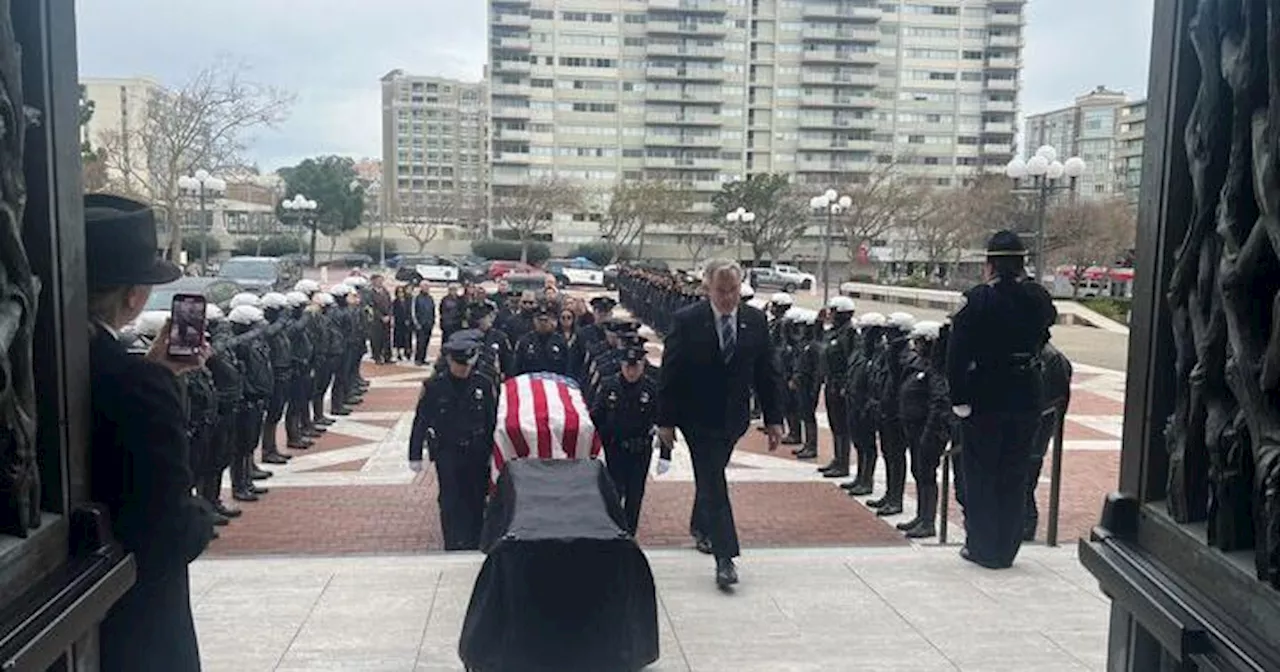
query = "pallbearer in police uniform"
xmin=513 ymin=301 xmax=570 ymax=376
xmin=591 ymin=342 xmax=668 ymax=535
xmin=408 ymin=336 xmax=499 ymax=551
xmin=947 ymin=230 xmax=1057 ymax=569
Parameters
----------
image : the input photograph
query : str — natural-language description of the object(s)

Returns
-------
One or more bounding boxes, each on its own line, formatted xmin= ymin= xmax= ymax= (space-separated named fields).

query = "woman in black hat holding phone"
xmin=85 ymin=194 xmax=216 ymax=671
xmin=945 ymin=229 xmax=1057 ymax=571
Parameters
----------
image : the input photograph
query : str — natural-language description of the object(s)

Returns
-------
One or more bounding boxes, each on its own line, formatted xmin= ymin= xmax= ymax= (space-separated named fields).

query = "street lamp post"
xmin=177 ymin=169 xmax=226 ymax=273
xmin=811 ymin=188 xmax=852 ymax=305
xmin=1005 ymin=145 xmax=1087 ymax=285
xmin=282 ymin=194 xmax=319 ymax=266
xmin=725 ymin=207 xmax=755 ymax=269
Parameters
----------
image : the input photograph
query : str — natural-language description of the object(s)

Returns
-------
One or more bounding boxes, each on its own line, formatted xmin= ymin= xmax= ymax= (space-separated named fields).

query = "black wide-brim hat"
xmin=986 ymin=229 xmax=1027 ymax=257
xmin=85 ymin=194 xmax=182 ymax=287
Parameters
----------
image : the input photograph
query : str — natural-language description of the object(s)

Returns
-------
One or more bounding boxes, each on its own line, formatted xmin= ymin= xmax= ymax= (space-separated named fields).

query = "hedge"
xmin=350 ymin=237 xmax=398 ymax=258
xmin=232 ymin=235 xmax=305 ymax=257
xmin=181 ymin=233 xmax=222 ymax=261
xmin=471 ymin=238 xmax=551 ymax=265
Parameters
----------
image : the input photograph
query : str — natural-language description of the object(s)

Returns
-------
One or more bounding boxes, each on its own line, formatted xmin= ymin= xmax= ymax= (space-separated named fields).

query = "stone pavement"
xmin=191 ymin=545 xmax=1108 ymax=671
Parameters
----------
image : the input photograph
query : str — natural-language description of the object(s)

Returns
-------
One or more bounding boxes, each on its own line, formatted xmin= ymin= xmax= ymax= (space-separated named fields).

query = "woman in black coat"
xmin=85 ymin=194 xmax=216 ymax=672
xmin=393 ymin=284 xmax=414 ymax=361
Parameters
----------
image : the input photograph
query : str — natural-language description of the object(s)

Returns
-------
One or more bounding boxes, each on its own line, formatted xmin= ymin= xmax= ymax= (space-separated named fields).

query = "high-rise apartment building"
xmin=81 ymin=77 xmax=160 ymax=193
xmin=488 ymin=0 xmax=1025 ymax=254
xmin=1115 ymin=98 xmax=1146 ymax=205
xmin=380 ymin=71 xmax=489 ymax=231
xmin=1023 ymin=85 xmax=1129 ymax=199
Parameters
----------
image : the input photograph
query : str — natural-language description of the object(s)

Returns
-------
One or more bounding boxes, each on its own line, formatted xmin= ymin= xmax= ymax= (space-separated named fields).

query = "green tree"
xmin=492 ymin=176 xmax=583 ymax=262
xmin=711 ymin=173 xmax=808 ymax=264
xmin=79 ymin=84 xmax=107 ymax=191
xmin=277 ymin=155 xmax=365 ymax=266
xmin=601 ymin=179 xmax=695 ymax=261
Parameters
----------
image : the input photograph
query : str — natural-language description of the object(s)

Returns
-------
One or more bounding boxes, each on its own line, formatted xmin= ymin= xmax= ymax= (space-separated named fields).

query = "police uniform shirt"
xmin=408 ymin=370 xmax=497 ymax=463
xmin=946 ymin=278 xmax=1056 ymax=413
xmin=592 ymin=370 xmax=659 ymax=451
xmin=513 ymin=330 xmax=570 ymax=376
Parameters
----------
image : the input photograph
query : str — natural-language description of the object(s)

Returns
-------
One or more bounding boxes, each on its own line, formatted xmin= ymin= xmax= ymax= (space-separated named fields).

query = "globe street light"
xmin=1005 ymin=145 xmax=1087 ymax=285
xmin=725 ymin=207 xmax=755 ymax=268
xmin=177 ymin=170 xmax=227 ymax=273
xmin=811 ymin=189 xmax=852 ymax=305
xmin=282 ymin=194 xmax=319 ymax=267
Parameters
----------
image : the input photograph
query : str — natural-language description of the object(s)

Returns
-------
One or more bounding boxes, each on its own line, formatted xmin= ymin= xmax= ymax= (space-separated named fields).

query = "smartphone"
xmin=168 ymin=293 xmax=207 ymax=357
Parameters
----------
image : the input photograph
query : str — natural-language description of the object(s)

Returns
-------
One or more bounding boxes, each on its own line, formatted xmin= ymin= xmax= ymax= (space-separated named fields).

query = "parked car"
xmin=393 ymin=255 xmax=463 ymax=284
xmin=323 ymin=253 xmax=375 ymax=269
xmin=487 ymin=260 xmax=540 ymax=280
xmin=602 ymin=264 xmax=619 ymax=290
xmin=748 ymin=264 xmax=816 ymax=292
xmin=217 ymin=256 xmax=301 ymax=293
xmin=545 ymin=258 xmax=606 ymax=287
xmin=452 ymin=256 xmax=491 ymax=283
xmin=503 ymin=271 xmax=554 ymax=295
xmin=123 ymin=276 xmax=245 ymax=336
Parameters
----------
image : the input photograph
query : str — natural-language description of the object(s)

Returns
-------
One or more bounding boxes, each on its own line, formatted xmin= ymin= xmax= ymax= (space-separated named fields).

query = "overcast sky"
xmin=75 ymin=0 xmax=1155 ymax=172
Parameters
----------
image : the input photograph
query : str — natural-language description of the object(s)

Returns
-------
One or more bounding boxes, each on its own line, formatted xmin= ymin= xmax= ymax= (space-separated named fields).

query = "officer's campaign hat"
xmin=532 ymin=301 xmax=556 ymax=318
xmin=986 ymin=230 xmax=1027 ymax=257
xmin=589 ymin=296 xmax=617 ymax=312
xmin=442 ymin=334 xmax=482 ymax=365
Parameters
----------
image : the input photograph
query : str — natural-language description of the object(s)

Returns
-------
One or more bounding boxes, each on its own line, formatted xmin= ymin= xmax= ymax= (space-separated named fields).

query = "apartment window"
xmin=957 ymin=136 xmax=979 ymax=145
xmin=624 ymin=37 xmax=645 ymax=46
xmin=932 ymin=6 xmax=958 ymax=15
xmin=561 ymin=11 xmax=588 ymax=21
xmin=591 ymin=12 xmax=613 ymax=22
xmin=962 ymin=50 xmax=984 ymax=60
xmin=531 ymin=9 xmax=553 ymax=18
xmin=961 ymin=71 xmax=983 ymax=82
xmin=625 ymin=12 xmax=646 ymax=23
xmin=908 ymin=27 xmax=959 ymax=38
xmin=531 ymin=78 xmax=553 ymax=88
xmin=964 ymin=28 xmax=988 ymax=39
xmin=929 ymin=72 xmax=956 ymax=81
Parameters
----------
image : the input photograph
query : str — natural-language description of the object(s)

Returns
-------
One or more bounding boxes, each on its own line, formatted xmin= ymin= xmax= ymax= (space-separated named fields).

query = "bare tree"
xmin=909 ymin=185 xmax=1006 ymax=277
xmin=601 ymin=179 xmax=695 ymax=261
xmin=98 ymin=59 xmax=294 ymax=258
xmin=679 ymin=218 xmax=724 ymax=269
xmin=492 ymin=176 xmax=584 ymax=262
xmin=397 ymin=194 xmax=455 ymax=253
xmin=1046 ymin=197 xmax=1137 ymax=295
xmin=834 ymin=160 xmax=933 ymax=262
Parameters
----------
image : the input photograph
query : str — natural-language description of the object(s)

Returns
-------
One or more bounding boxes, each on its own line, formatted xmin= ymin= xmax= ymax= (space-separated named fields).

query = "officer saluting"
xmin=590 ymin=341 xmax=668 ymax=535
xmin=946 ymin=230 xmax=1057 ymax=569
xmin=408 ymin=335 xmax=498 ymax=551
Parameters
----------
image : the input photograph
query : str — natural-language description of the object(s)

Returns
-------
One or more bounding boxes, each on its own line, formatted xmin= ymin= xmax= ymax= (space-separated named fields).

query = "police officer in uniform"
xmin=259 ymin=292 xmax=300 ymax=463
xmin=841 ymin=313 xmax=886 ymax=495
xmin=895 ymin=320 xmax=950 ymax=539
xmin=204 ymin=305 xmax=246 ymax=521
xmin=789 ymin=309 xmax=822 ymax=459
xmin=571 ymin=296 xmax=616 ymax=381
xmin=591 ymin=342 xmax=667 ymax=535
xmin=866 ymin=311 xmax=914 ymax=517
xmin=408 ymin=335 xmax=498 ymax=551
xmin=284 ymin=290 xmax=322 ymax=446
xmin=947 ymin=230 xmax=1057 ymax=569
xmin=817 ymin=296 xmax=857 ymax=478
xmin=513 ymin=302 xmax=570 ymax=376
xmin=227 ymin=302 xmax=273 ymax=502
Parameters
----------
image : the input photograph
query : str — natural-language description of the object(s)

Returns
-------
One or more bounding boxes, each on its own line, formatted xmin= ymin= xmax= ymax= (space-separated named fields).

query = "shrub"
xmin=233 ymin=235 xmax=305 ymax=257
xmin=350 ymin=237 xmax=398 ymax=259
xmin=568 ymin=241 xmax=631 ymax=266
xmin=1079 ymin=297 xmax=1132 ymax=325
xmin=181 ymin=233 xmax=222 ymax=261
xmin=471 ymin=238 xmax=551 ymax=265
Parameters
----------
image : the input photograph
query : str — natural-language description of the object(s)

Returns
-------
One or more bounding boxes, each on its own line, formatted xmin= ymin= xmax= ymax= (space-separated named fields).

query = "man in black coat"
xmin=84 ymin=194 xmax=216 ymax=672
xmin=411 ymin=280 xmax=437 ymax=365
xmin=657 ymin=258 xmax=785 ymax=589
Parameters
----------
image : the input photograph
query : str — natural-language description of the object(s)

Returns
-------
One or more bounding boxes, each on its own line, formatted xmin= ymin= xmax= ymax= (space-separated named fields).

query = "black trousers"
xmin=370 ymin=321 xmax=391 ymax=362
xmin=232 ymin=403 xmax=263 ymax=491
xmin=200 ymin=416 xmax=235 ymax=505
xmin=879 ymin=419 xmax=908 ymax=505
xmin=435 ymin=444 xmax=491 ymax=551
xmin=262 ymin=376 xmax=290 ymax=452
xmin=798 ymin=385 xmax=819 ymax=449
xmin=286 ymin=371 xmax=311 ymax=439
xmin=959 ymin=411 xmax=1039 ymax=566
xmin=824 ymin=388 xmax=851 ymax=469
xmin=685 ymin=430 xmax=740 ymax=559
xmin=906 ymin=426 xmax=947 ymax=526
xmin=414 ymin=326 xmax=432 ymax=363
xmin=851 ymin=411 xmax=878 ymax=485
xmin=329 ymin=351 xmax=349 ymax=414
xmin=1024 ymin=407 xmax=1060 ymax=538
xmin=605 ymin=443 xmax=653 ymax=535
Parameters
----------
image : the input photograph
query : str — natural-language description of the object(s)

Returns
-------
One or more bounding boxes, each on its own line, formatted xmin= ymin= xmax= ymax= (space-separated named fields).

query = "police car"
xmin=394 ymin=255 xmax=463 ymax=283
xmin=545 ymin=258 xmax=605 ymax=287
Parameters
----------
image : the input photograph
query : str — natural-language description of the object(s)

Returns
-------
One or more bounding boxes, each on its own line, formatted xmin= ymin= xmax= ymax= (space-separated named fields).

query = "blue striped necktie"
xmin=720 ymin=314 xmax=735 ymax=364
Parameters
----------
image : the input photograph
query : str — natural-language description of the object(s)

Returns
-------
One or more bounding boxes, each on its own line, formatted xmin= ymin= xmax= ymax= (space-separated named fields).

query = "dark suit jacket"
xmin=657 ymin=301 xmax=784 ymax=440
xmin=89 ymin=326 xmax=214 ymax=672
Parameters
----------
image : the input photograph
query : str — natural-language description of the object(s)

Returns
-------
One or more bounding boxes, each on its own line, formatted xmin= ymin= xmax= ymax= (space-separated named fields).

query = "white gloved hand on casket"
xmin=655 ymin=458 xmax=671 ymax=476
xmin=408 ymin=460 xmax=424 ymax=473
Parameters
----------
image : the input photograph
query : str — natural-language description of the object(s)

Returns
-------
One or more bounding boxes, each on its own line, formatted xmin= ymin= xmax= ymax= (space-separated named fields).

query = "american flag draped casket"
xmin=491 ymin=372 xmax=603 ymax=484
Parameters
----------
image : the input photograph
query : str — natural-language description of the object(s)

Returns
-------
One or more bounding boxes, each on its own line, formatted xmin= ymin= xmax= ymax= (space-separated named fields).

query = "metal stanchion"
xmin=1046 ymin=406 xmax=1066 ymax=547
xmin=939 ymin=449 xmax=951 ymax=545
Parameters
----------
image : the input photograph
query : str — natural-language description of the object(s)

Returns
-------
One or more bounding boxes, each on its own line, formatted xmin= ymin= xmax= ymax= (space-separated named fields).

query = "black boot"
xmin=904 ymin=521 xmax=937 ymax=539
xmin=822 ymin=438 xmax=850 ymax=478
xmin=875 ymin=502 xmax=904 ymax=516
xmin=252 ymin=467 xmax=273 ymax=480
xmin=846 ymin=481 xmax=874 ymax=496
xmin=896 ymin=518 xmax=921 ymax=531
xmin=794 ymin=446 xmax=818 ymax=459
xmin=260 ymin=422 xmax=290 ymax=464
xmin=230 ymin=454 xmax=255 ymax=501
xmin=214 ymin=501 xmax=242 ymax=518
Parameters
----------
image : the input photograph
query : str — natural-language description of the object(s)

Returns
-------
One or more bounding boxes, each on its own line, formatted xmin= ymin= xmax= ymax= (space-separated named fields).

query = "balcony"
xmin=644 ymin=110 xmax=723 ymax=125
xmin=491 ymin=171 xmax=527 ymax=187
xmin=798 ymin=115 xmax=874 ymax=130
xmin=495 ymin=36 xmax=532 ymax=51
xmin=802 ymin=26 xmax=880 ymax=42
xmin=980 ymin=143 xmax=1013 ymax=154
xmin=493 ymin=13 xmax=531 ymax=28
xmin=647 ymin=42 xmax=727 ymax=59
xmin=989 ymin=34 xmax=1024 ymax=48
xmin=801 ymin=71 xmax=878 ymax=87
xmin=489 ymin=81 xmax=528 ymax=96
xmin=492 ymin=59 xmax=532 ymax=74
xmin=985 ymin=78 xmax=1018 ymax=91
xmin=646 ymin=155 xmax=722 ymax=169
xmin=983 ymin=122 xmax=1014 ymax=134
xmin=989 ymin=12 xmax=1024 ymax=26
xmin=797 ymin=159 xmax=874 ymax=173
xmin=801 ymin=4 xmax=883 ymax=21
xmin=492 ymin=151 xmax=531 ymax=164
xmin=648 ymin=0 xmax=728 ymax=13
xmin=646 ymin=65 xmax=724 ymax=82
xmin=646 ymin=20 xmax=728 ymax=36
xmin=490 ymin=105 xmax=531 ymax=120
xmin=984 ymin=100 xmax=1016 ymax=112
xmin=800 ymin=93 xmax=876 ymax=108
xmin=494 ymin=128 xmax=531 ymax=142
xmin=645 ymin=133 xmax=723 ymax=148
xmin=802 ymin=48 xmax=879 ymax=65
xmin=797 ymin=137 xmax=875 ymax=151
xmin=986 ymin=57 xmax=1019 ymax=70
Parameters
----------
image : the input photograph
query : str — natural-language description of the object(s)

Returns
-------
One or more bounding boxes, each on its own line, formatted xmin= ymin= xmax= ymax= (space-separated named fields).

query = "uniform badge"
xmin=640 ymin=391 xmax=650 ymax=404
xmin=552 ymin=345 xmax=560 ymax=353
xmin=607 ymin=391 xmax=618 ymax=403
xmin=491 ymin=342 xmax=500 ymax=350
xmin=916 ymin=372 xmax=926 ymax=380
xmin=474 ymin=388 xmax=483 ymax=400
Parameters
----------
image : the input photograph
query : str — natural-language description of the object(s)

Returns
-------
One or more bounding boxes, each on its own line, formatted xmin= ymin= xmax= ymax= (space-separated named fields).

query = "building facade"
xmin=380 ymin=71 xmax=489 ymax=234
xmin=1023 ymin=85 xmax=1129 ymax=199
xmin=1115 ymin=98 xmax=1146 ymax=205
xmin=81 ymin=76 xmax=160 ymax=193
xmin=488 ymin=0 xmax=1025 ymax=254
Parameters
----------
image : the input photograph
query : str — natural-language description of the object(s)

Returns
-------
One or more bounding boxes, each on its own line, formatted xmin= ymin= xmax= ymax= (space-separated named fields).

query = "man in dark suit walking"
xmin=657 ymin=258 xmax=785 ymax=589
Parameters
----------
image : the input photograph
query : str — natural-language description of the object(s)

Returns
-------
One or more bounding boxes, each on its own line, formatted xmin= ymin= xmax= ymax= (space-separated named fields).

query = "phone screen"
xmin=168 ymin=293 xmax=207 ymax=357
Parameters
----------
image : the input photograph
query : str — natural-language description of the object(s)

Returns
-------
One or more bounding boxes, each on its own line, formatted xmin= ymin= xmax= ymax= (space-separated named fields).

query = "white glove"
xmin=655 ymin=458 xmax=671 ymax=476
xmin=952 ymin=405 xmax=972 ymax=418
xmin=408 ymin=460 xmax=424 ymax=473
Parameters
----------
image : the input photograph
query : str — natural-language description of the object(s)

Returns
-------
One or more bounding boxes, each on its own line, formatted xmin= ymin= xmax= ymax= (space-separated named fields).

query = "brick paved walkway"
xmin=208 ymin=289 xmax=1126 ymax=556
